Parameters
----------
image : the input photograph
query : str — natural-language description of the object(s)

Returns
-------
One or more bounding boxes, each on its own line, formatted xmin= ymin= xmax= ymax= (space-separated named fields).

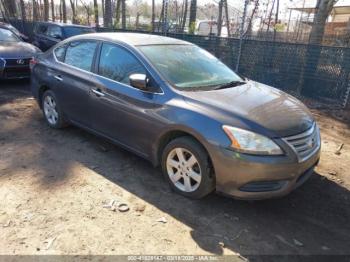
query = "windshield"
xmin=7 ymin=24 xmax=21 ymax=35
xmin=138 ymin=44 xmax=243 ymax=90
xmin=0 ymin=28 xmax=20 ymax=42
xmin=63 ymin=27 xmax=95 ymax=38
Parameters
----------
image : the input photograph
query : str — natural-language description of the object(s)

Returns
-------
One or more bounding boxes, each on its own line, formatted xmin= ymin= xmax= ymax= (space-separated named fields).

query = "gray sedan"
xmin=30 ymin=33 xmax=321 ymax=200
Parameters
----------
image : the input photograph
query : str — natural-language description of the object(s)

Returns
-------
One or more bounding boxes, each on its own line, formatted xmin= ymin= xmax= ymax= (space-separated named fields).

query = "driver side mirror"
xmin=129 ymin=74 xmax=149 ymax=91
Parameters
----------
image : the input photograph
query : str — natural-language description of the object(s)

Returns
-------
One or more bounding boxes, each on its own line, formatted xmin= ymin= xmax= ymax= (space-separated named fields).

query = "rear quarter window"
xmin=64 ymin=41 xmax=97 ymax=71
xmin=54 ymin=44 xmax=67 ymax=62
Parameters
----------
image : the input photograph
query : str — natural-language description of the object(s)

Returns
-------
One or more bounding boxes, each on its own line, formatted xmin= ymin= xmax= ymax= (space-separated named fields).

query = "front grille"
xmin=4 ymin=58 xmax=31 ymax=66
xmin=283 ymin=123 xmax=320 ymax=162
xmin=1 ymin=58 xmax=31 ymax=79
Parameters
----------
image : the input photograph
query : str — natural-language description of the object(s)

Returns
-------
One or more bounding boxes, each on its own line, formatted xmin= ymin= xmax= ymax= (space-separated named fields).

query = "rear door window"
xmin=64 ymin=41 xmax=97 ymax=71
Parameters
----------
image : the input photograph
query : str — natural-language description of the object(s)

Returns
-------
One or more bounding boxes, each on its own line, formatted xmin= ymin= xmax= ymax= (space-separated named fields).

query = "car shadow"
xmin=93 ymin=151 xmax=350 ymax=256
xmin=0 ymin=79 xmax=31 ymax=105
xmin=21 ymin=122 xmax=350 ymax=256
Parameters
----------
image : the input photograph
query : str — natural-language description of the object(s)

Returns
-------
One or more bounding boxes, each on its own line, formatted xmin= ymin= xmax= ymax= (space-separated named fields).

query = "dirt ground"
xmin=0 ymin=81 xmax=349 ymax=258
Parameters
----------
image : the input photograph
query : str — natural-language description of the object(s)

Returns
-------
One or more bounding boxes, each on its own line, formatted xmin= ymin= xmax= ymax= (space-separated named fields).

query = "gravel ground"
xmin=0 ymin=81 xmax=349 ymax=258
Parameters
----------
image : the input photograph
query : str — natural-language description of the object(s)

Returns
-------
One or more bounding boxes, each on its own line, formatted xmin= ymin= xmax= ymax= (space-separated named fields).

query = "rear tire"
xmin=161 ymin=136 xmax=215 ymax=199
xmin=42 ymin=90 xmax=67 ymax=129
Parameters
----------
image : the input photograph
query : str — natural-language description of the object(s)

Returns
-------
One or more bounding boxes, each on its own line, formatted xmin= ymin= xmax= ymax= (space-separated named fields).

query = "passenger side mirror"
xmin=129 ymin=74 xmax=149 ymax=91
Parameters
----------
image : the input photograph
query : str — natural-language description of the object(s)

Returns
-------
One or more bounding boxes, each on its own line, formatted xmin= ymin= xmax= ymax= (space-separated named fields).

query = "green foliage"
xmin=189 ymin=21 xmax=196 ymax=34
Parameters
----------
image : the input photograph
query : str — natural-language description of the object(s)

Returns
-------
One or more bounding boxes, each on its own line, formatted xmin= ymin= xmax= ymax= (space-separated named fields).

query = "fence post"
xmin=343 ymin=77 xmax=350 ymax=108
xmin=341 ymin=48 xmax=350 ymax=108
xmin=235 ymin=0 xmax=249 ymax=72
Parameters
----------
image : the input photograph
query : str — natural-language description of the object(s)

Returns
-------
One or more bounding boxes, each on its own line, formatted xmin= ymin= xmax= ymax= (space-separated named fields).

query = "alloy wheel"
xmin=43 ymin=95 xmax=58 ymax=125
xmin=166 ymin=147 xmax=202 ymax=192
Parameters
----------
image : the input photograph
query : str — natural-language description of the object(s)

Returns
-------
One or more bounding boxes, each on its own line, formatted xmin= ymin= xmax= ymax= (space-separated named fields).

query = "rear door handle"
xmin=54 ymin=75 xmax=63 ymax=81
xmin=91 ymin=88 xmax=105 ymax=97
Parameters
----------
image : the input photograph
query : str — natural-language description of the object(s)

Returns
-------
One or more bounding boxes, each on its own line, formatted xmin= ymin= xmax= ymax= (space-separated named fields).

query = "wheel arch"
xmin=153 ymin=128 xmax=215 ymax=178
xmin=38 ymin=85 xmax=50 ymax=108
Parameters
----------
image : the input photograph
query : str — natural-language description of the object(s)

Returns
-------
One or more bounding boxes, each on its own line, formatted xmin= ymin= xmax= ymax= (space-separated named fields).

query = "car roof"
xmin=0 ymin=22 xmax=11 ymax=28
xmin=67 ymin=32 xmax=193 ymax=46
xmin=36 ymin=21 xmax=92 ymax=28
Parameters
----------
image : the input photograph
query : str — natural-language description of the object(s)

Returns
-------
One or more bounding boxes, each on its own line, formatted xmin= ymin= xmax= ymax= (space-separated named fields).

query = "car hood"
xmin=0 ymin=41 xmax=39 ymax=58
xmin=181 ymin=80 xmax=314 ymax=137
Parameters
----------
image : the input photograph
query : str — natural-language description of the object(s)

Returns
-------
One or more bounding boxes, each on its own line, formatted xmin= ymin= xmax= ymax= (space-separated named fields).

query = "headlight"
xmin=222 ymin=125 xmax=283 ymax=155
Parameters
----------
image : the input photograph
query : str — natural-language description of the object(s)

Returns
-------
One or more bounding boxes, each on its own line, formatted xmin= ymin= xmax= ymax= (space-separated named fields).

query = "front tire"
xmin=161 ymin=137 xmax=215 ymax=199
xmin=42 ymin=90 xmax=67 ymax=129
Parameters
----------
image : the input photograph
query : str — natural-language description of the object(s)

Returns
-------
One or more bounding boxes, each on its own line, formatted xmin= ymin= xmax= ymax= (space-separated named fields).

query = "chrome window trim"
xmin=0 ymin=58 xmax=7 ymax=68
xmin=52 ymin=40 xmax=164 ymax=95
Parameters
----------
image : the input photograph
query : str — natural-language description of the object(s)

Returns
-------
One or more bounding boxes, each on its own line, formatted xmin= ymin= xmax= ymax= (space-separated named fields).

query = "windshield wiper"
xmin=213 ymin=80 xmax=246 ymax=90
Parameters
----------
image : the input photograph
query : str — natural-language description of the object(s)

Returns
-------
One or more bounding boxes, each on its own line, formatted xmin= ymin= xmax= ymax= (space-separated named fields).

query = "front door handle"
xmin=54 ymin=75 xmax=63 ymax=81
xmin=91 ymin=88 xmax=105 ymax=97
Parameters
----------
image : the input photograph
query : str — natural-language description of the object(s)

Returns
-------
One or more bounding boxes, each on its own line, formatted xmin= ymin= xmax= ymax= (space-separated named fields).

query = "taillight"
xmin=29 ymin=57 xmax=38 ymax=70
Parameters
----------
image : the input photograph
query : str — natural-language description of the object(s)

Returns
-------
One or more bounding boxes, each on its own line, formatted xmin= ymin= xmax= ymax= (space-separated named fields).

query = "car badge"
xmin=17 ymin=59 xmax=25 ymax=65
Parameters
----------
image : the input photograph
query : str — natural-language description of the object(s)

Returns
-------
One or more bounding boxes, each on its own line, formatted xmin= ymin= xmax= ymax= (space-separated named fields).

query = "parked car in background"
xmin=31 ymin=33 xmax=321 ymax=200
xmin=32 ymin=22 xmax=95 ymax=51
xmin=0 ymin=22 xmax=30 ymax=42
xmin=196 ymin=20 xmax=228 ymax=36
xmin=0 ymin=27 xmax=40 ymax=79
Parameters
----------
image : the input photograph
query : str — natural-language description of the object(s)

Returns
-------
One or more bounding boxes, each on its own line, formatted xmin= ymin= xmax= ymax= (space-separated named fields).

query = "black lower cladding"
xmin=239 ymin=180 xmax=288 ymax=192
xmin=239 ymin=162 xmax=317 ymax=193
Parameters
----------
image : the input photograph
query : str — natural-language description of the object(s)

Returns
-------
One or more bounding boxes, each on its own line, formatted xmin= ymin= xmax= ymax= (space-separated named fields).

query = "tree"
xmin=181 ymin=0 xmax=188 ymax=32
xmin=188 ymin=0 xmax=196 ymax=34
xmin=94 ymin=0 xmax=99 ymax=27
xmin=62 ymin=0 xmax=67 ymax=23
xmin=115 ymin=0 xmax=120 ymax=27
xmin=309 ymin=0 xmax=338 ymax=45
xmin=80 ymin=0 xmax=92 ymax=25
xmin=69 ymin=0 xmax=77 ymax=23
xmin=33 ymin=0 xmax=39 ymax=21
xmin=2 ymin=0 xmax=17 ymax=18
xmin=104 ymin=0 xmax=113 ymax=27
xmin=223 ymin=0 xmax=230 ymax=37
xmin=51 ymin=0 xmax=55 ymax=21
xmin=44 ymin=0 xmax=49 ymax=21
xmin=102 ymin=0 xmax=105 ymax=24
xmin=299 ymin=0 xmax=338 ymax=96
xmin=59 ymin=0 xmax=62 ymax=21
xmin=151 ymin=0 xmax=155 ymax=31
xmin=20 ymin=0 xmax=26 ymax=21
xmin=217 ymin=0 xmax=223 ymax=36
xmin=121 ymin=0 xmax=126 ymax=29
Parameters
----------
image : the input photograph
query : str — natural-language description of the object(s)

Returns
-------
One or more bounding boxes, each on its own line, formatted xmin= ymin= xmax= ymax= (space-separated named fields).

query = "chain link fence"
xmin=6 ymin=19 xmax=350 ymax=108
xmin=104 ymin=28 xmax=350 ymax=108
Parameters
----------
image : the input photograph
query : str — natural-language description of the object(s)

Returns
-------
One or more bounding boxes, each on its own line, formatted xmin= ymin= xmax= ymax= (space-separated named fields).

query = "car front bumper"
xmin=209 ymin=143 xmax=321 ymax=200
xmin=0 ymin=58 xmax=31 ymax=79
